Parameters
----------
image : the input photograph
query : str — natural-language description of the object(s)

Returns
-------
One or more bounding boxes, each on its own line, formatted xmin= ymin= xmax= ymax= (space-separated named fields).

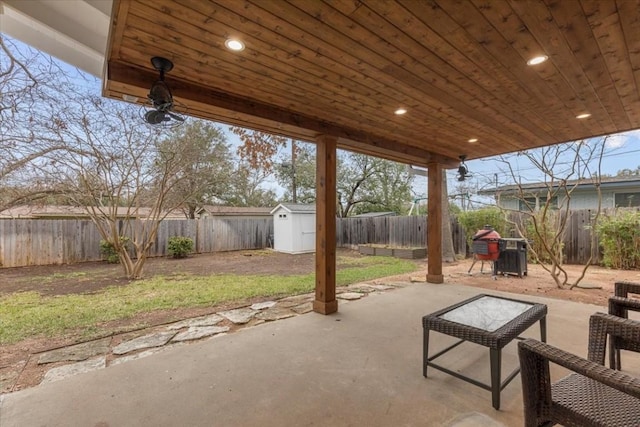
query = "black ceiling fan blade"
xmin=167 ymin=111 xmax=185 ymax=122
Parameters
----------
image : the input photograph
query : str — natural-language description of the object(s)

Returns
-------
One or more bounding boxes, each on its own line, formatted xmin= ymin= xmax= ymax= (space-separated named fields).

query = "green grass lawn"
xmin=0 ymin=256 xmax=417 ymax=345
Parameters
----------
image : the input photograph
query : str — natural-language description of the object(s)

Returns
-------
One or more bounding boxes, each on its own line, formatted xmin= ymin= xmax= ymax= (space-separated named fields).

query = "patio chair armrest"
xmin=518 ymin=338 xmax=640 ymax=399
xmin=588 ymin=312 xmax=640 ymax=364
xmin=609 ymin=295 xmax=640 ymax=316
xmin=615 ymin=280 xmax=640 ymax=297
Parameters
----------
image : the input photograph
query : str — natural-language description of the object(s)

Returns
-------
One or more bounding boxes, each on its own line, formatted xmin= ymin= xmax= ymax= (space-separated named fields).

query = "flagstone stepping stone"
xmin=277 ymin=294 xmax=315 ymax=308
xmin=337 ymin=292 xmax=363 ymax=300
xmin=218 ymin=308 xmax=256 ymax=324
xmin=172 ymin=326 xmax=230 ymax=342
xmin=291 ymin=302 xmax=313 ymax=314
xmin=110 ymin=346 xmax=179 ymax=366
xmin=112 ymin=331 xmax=176 ymax=355
xmin=41 ymin=356 xmax=106 ymax=384
xmin=166 ymin=314 xmax=224 ymax=330
xmin=255 ymin=306 xmax=295 ymax=321
xmin=250 ymin=301 xmax=277 ymax=310
xmin=348 ymin=283 xmax=394 ymax=292
xmin=38 ymin=337 xmax=111 ymax=364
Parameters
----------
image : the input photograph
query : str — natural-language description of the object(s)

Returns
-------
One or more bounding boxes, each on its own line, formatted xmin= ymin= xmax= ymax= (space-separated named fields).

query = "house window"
xmin=278 ymin=213 xmax=288 ymax=219
xmin=519 ymin=196 xmax=557 ymax=211
xmin=615 ymin=192 xmax=640 ymax=207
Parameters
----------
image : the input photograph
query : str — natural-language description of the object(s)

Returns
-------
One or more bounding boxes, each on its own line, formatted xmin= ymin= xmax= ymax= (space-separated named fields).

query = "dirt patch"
xmin=0 ymin=249 xmax=320 ymax=296
xmin=2 ymin=250 xmax=640 ymax=394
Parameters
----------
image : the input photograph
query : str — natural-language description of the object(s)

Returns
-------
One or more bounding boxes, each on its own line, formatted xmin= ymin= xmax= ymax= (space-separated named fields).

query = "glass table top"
xmin=438 ymin=296 xmax=534 ymax=332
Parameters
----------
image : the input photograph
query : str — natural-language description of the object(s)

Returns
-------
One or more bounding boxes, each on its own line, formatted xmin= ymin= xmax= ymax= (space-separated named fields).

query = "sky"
xmin=6 ymin=35 xmax=640 ymax=209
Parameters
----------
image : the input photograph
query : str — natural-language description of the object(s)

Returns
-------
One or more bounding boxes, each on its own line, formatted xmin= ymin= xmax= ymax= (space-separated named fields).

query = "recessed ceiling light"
xmin=394 ymin=108 xmax=407 ymax=115
xmin=526 ymin=55 xmax=548 ymax=66
xmin=122 ymin=94 xmax=138 ymax=103
xmin=576 ymin=113 xmax=591 ymax=119
xmin=468 ymin=138 xmax=478 ymax=143
xmin=225 ymin=38 xmax=245 ymax=51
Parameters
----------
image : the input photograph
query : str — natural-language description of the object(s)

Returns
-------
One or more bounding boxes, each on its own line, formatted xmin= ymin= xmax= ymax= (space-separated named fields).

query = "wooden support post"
xmin=313 ymin=135 xmax=338 ymax=314
xmin=427 ymin=162 xmax=444 ymax=283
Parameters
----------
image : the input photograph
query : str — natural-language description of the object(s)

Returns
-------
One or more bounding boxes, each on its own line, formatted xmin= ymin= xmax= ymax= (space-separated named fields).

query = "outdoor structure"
xmin=270 ymin=203 xmax=316 ymax=255
xmin=196 ymin=205 xmax=272 ymax=220
xmin=6 ymin=0 xmax=640 ymax=314
xmin=479 ymin=177 xmax=640 ymax=211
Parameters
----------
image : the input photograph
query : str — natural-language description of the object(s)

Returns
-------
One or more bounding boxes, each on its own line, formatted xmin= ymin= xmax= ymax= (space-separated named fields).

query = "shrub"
xmin=168 ymin=236 xmax=194 ymax=259
xmin=100 ymin=237 xmax=129 ymax=264
xmin=456 ymin=208 xmax=508 ymax=246
xmin=596 ymin=209 xmax=640 ymax=269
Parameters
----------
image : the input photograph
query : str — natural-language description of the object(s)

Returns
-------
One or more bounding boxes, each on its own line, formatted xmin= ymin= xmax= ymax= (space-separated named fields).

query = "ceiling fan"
xmin=140 ymin=57 xmax=186 ymax=128
xmin=457 ymin=155 xmax=472 ymax=181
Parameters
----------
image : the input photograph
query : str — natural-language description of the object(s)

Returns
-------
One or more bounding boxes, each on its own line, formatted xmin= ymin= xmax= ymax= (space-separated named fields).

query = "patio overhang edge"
xmin=104 ymin=60 xmax=458 ymax=168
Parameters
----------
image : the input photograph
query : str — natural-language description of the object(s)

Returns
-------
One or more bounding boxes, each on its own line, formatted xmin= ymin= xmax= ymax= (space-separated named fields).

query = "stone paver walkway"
xmin=6 ymin=282 xmax=409 ymax=388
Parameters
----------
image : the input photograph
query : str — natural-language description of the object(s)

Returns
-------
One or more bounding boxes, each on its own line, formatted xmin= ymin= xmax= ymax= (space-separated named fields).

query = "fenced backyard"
xmin=0 ymin=209 xmax=624 ymax=268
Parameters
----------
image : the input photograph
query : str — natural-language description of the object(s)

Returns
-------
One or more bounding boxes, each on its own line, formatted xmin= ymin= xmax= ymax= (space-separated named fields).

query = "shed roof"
xmin=197 ymin=205 xmax=272 ymax=216
xmin=270 ymin=204 xmax=316 ymax=215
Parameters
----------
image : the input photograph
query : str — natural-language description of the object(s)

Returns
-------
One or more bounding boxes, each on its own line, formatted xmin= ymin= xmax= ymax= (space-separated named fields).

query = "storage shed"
xmin=270 ymin=204 xmax=316 ymax=254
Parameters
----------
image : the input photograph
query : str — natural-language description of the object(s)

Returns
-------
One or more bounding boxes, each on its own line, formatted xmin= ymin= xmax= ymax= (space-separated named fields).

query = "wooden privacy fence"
xmin=1 ymin=209 xmax=621 ymax=268
xmin=0 ymin=218 xmax=273 ymax=268
xmin=335 ymin=215 xmax=467 ymax=256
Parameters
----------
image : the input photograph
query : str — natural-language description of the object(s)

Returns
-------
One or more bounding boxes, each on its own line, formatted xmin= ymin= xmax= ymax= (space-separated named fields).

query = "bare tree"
xmin=497 ymin=139 xmax=605 ymax=289
xmin=0 ymin=36 xmax=75 ymax=210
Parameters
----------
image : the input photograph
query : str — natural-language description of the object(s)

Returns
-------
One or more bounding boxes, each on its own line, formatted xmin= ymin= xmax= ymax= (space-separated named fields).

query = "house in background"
xmin=478 ymin=177 xmax=640 ymax=211
xmin=196 ymin=205 xmax=272 ymax=220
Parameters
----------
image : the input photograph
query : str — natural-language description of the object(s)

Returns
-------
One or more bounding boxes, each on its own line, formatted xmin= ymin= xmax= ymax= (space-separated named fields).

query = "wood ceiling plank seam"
xmin=347 ymin=0 xmax=560 ymax=145
xmin=290 ymin=0 xmax=531 ymax=152
xmin=581 ymin=0 xmax=640 ymax=126
xmin=314 ymin=0 xmax=546 ymax=149
xmin=539 ymin=2 xmax=617 ymax=133
xmin=249 ymin=0 xmax=522 ymax=150
xmin=544 ymin=0 xmax=631 ymax=130
xmin=432 ymin=0 xmax=586 ymax=143
xmin=370 ymin=0 xmax=558 ymax=136
xmin=106 ymin=0 xmax=129 ymax=62
xmin=616 ymin=0 xmax=640 ymax=103
xmin=467 ymin=0 xmax=594 ymax=135
xmin=117 ymin=35 xmax=409 ymax=141
xmin=139 ymin=0 xmax=490 ymax=150
xmin=108 ymin=61 xmax=454 ymax=165
xmin=118 ymin=42 xmax=473 ymax=155
xmin=131 ymin=0 xmax=389 ymax=112
xmin=399 ymin=0 xmax=579 ymax=143
xmin=616 ymin=0 xmax=640 ymax=117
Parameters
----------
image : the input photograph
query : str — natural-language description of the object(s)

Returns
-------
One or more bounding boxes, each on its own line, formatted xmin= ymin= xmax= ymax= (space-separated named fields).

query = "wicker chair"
xmin=518 ymin=313 xmax=640 ymax=427
xmin=608 ymin=280 xmax=640 ymax=370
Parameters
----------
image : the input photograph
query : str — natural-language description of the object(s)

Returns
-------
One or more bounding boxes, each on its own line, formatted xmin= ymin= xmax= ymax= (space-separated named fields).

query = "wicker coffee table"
xmin=422 ymin=294 xmax=547 ymax=410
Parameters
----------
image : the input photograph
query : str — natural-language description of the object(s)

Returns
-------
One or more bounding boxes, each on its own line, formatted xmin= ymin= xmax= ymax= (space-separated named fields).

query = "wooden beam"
xmin=427 ymin=162 xmax=444 ymax=283
xmin=313 ymin=135 xmax=338 ymax=315
xmin=105 ymin=61 xmax=457 ymax=167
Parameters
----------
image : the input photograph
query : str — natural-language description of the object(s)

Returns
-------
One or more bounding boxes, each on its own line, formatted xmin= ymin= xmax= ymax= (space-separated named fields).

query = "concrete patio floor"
xmin=1 ymin=282 xmax=634 ymax=427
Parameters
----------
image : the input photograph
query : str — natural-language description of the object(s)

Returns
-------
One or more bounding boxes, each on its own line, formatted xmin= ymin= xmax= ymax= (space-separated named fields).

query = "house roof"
xmin=478 ymin=176 xmax=640 ymax=196
xmin=197 ymin=205 xmax=272 ymax=216
xmin=270 ymin=204 xmax=316 ymax=215
xmin=99 ymin=1 xmax=640 ymax=167
xmin=0 ymin=205 xmax=183 ymax=219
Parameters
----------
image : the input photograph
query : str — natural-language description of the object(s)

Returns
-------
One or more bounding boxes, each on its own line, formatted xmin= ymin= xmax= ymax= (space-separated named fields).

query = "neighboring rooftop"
xmin=196 ymin=206 xmax=272 ymax=217
xmin=478 ymin=176 xmax=640 ymax=195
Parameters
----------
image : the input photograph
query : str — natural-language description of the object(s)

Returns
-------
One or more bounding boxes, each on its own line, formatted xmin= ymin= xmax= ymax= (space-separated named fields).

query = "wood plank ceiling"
xmin=104 ymin=0 xmax=640 ymax=167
